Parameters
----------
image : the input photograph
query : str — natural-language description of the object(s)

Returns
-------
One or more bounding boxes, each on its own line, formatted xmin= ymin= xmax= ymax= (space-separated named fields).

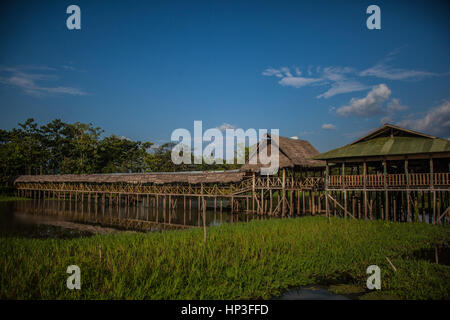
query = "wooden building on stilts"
xmin=13 ymin=134 xmax=326 ymax=223
xmin=14 ymin=124 xmax=448 ymax=225
xmin=241 ymin=134 xmax=325 ymax=216
xmin=314 ymin=124 xmax=450 ymax=224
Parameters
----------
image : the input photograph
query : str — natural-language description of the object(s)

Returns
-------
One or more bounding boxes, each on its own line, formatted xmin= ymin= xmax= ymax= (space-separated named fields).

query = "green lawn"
xmin=1 ymin=216 xmax=449 ymax=299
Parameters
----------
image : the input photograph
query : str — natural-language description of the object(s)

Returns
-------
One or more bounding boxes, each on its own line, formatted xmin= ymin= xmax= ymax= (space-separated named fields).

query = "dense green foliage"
xmin=1 ymin=217 xmax=449 ymax=299
xmin=0 ymin=118 xmax=243 ymax=183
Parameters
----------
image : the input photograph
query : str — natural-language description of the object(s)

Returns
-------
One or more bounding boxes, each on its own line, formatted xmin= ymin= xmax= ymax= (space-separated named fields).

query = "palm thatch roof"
xmin=314 ymin=124 xmax=450 ymax=161
xmin=241 ymin=134 xmax=325 ymax=173
xmin=13 ymin=170 xmax=246 ymax=185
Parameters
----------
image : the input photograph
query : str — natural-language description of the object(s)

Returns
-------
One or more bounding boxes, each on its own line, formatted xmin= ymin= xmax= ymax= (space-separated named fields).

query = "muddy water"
xmin=0 ymin=198 xmax=272 ymax=238
xmin=274 ymin=286 xmax=350 ymax=300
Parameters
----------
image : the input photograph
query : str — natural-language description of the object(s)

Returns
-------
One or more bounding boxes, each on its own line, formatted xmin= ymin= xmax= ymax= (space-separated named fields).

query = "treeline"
xmin=0 ymin=118 xmax=243 ymax=184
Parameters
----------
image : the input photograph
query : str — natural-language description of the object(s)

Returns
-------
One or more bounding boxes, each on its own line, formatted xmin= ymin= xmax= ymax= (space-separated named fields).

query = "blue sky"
xmin=0 ymin=0 xmax=449 ymax=152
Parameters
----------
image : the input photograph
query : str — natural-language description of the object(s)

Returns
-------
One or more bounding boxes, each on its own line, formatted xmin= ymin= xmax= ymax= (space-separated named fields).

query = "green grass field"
xmin=1 ymin=216 xmax=449 ymax=299
xmin=0 ymin=195 xmax=30 ymax=202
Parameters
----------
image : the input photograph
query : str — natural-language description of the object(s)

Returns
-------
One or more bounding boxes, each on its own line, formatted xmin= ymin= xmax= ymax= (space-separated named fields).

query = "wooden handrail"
xmin=326 ymin=173 xmax=450 ymax=187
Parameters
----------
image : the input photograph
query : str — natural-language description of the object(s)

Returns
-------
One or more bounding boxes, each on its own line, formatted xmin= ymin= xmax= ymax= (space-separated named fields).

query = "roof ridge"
xmin=349 ymin=123 xmax=437 ymax=145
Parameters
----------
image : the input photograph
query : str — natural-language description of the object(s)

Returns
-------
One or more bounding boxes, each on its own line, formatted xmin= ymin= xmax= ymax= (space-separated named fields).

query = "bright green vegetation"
xmin=1 ymin=217 xmax=449 ymax=299
xmin=0 ymin=195 xmax=30 ymax=202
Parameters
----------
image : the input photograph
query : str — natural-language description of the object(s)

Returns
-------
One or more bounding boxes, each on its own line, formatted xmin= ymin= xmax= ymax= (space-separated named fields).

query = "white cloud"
xmin=380 ymin=98 xmax=410 ymax=123
xmin=360 ymin=63 xmax=436 ymax=80
xmin=278 ymin=76 xmax=322 ymax=88
xmin=0 ymin=66 xmax=86 ymax=96
xmin=387 ymin=98 xmax=409 ymax=112
xmin=317 ymin=67 xmax=369 ymax=98
xmin=360 ymin=50 xmax=436 ymax=80
xmin=263 ymin=66 xmax=369 ymax=98
xmin=317 ymin=80 xmax=368 ymax=99
xmin=397 ymin=100 xmax=450 ymax=137
xmin=290 ymin=136 xmax=299 ymax=140
xmin=216 ymin=123 xmax=237 ymax=132
xmin=262 ymin=68 xmax=283 ymax=78
xmin=322 ymin=123 xmax=337 ymax=130
xmin=336 ymin=84 xmax=391 ymax=117
xmin=262 ymin=49 xmax=441 ymax=99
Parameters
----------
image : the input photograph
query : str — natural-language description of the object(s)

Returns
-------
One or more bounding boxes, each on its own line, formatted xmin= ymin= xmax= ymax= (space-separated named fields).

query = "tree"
xmin=0 ymin=118 xmax=248 ymax=184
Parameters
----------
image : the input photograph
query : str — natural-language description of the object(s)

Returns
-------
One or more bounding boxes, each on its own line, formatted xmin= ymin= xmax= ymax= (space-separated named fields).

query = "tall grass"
xmin=1 ymin=217 xmax=449 ymax=299
xmin=0 ymin=195 xmax=30 ymax=202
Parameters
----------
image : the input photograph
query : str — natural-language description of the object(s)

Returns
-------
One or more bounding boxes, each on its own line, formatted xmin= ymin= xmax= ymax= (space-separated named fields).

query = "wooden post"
xmin=261 ymin=189 xmax=264 ymax=215
xmin=81 ymin=192 xmax=84 ymax=216
xmin=270 ymin=189 xmax=273 ymax=215
xmin=383 ymin=158 xmax=388 ymax=221
xmin=363 ymin=160 xmax=367 ymax=219
xmin=421 ymin=192 xmax=425 ymax=223
xmin=214 ymin=196 xmax=217 ymax=215
xmin=203 ymin=199 xmax=207 ymax=243
xmin=102 ymin=193 xmax=105 ymax=217
xmin=433 ymin=191 xmax=437 ymax=225
xmin=289 ymin=190 xmax=293 ymax=216
xmin=156 ymin=195 xmax=159 ymax=223
xmin=393 ymin=198 xmax=397 ymax=222
xmin=282 ymin=168 xmax=286 ymax=217
xmin=231 ymin=196 xmax=234 ymax=214
xmin=246 ymin=196 xmax=249 ymax=214
xmin=163 ymin=196 xmax=166 ymax=223
xmin=302 ymin=190 xmax=305 ymax=214
xmin=430 ymin=156 xmax=435 ymax=224
xmin=405 ymin=158 xmax=410 ymax=222
xmin=358 ymin=198 xmax=361 ymax=219
xmin=325 ymin=161 xmax=329 ymax=219
xmin=252 ymin=172 xmax=255 ymax=214
xmin=342 ymin=162 xmax=347 ymax=219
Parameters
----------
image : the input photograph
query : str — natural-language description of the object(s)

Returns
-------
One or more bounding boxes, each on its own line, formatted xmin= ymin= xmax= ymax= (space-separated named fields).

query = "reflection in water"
xmin=1 ymin=197 xmax=273 ymax=237
xmin=274 ymin=286 xmax=350 ymax=300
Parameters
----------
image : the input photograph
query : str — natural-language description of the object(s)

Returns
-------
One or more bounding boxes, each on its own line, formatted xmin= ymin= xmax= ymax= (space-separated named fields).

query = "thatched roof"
xmin=241 ymin=134 xmax=325 ymax=173
xmin=14 ymin=170 xmax=246 ymax=185
xmin=313 ymin=124 xmax=450 ymax=161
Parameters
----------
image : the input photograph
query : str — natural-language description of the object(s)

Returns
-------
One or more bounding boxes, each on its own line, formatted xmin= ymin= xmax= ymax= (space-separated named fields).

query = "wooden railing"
xmin=253 ymin=176 xmax=324 ymax=189
xmin=327 ymin=173 xmax=450 ymax=188
xmin=366 ymin=174 xmax=384 ymax=188
xmin=435 ymin=172 xmax=450 ymax=185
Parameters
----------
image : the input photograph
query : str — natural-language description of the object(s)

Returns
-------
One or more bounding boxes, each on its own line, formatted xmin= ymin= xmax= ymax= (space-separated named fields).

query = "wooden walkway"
xmin=13 ymin=171 xmax=450 ymax=224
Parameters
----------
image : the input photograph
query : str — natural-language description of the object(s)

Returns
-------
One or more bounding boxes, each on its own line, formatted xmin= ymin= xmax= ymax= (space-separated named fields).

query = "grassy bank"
xmin=0 ymin=195 xmax=30 ymax=202
xmin=1 ymin=216 xmax=449 ymax=299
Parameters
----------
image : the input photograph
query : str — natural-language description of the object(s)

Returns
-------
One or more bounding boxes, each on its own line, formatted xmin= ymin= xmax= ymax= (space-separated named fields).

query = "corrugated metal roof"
xmin=314 ymin=136 xmax=450 ymax=160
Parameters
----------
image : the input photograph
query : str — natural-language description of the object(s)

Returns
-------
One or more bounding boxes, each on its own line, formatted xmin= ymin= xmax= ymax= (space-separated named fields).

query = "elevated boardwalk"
xmin=14 ymin=171 xmax=325 ymax=217
xmin=12 ymin=127 xmax=450 ymax=224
